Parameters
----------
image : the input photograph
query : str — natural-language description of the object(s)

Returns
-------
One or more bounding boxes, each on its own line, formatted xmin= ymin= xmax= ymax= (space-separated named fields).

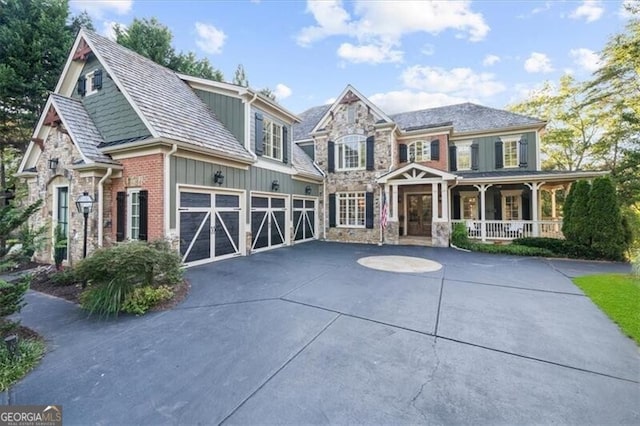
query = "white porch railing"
xmin=451 ymin=219 xmax=564 ymax=241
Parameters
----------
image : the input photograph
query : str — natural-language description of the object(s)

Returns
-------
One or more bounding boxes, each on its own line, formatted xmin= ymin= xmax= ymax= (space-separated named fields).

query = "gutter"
xmin=164 ymin=144 xmax=178 ymax=234
xmin=97 ymin=167 xmax=113 ymax=247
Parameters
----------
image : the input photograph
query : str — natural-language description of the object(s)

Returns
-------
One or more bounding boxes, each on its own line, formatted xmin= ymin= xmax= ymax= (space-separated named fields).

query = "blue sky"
xmin=69 ymin=0 xmax=633 ymax=115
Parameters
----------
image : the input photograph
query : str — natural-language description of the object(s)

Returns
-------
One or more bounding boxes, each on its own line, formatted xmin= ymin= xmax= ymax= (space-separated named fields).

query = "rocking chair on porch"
xmin=506 ymin=221 xmax=524 ymax=238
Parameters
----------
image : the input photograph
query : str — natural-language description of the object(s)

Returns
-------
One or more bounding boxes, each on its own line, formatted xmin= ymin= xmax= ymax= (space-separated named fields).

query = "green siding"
xmin=453 ymin=131 xmax=538 ymax=173
xmin=299 ymin=142 xmax=315 ymax=161
xmin=193 ymin=89 xmax=245 ymax=144
xmin=73 ymin=56 xmax=151 ymax=143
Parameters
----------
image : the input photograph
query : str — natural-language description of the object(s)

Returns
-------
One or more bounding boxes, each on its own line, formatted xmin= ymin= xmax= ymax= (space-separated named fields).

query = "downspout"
xmin=164 ymin=144 xmax=178 ymax=235
xmin=245 ymin=91 xmax=259 ymax=160
xmin=97 ymin=167 xmax=113 ymax=247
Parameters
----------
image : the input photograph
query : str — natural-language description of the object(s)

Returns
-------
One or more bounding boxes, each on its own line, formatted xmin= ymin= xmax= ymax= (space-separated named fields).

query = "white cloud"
xmin=369 ymin=90 xmax=473 ymax=114
xmin=508 ymin=82 xmax=549 ymax=105
xmin=273 ymin=84 xmax=292 ymax=100
xmin=401 ymin=65 xmax=506 ymax=97
xmin=517 ymin=1 xmax=552 ymax=18
xmin=195 ymin=22 xmax=226 ymax=54
xmin=569 ymin=48 xmax=602 ymax=72
xmin=297 ymin=0 xmax=354 ymax=47
xmin=337 ymin=42 xmax=403 ymax=64
xmin=325 ymin=97 xmax=336 ymax=105
xmin=70 ymin=0 xmax=132 ymax=18
xmin=524 ymin=52 xmax=554 ymax=73
xmin=101 ymin=21 xmax=123 ymax=40
xmin=421 ymin=43 xmax=435 ymax=56
xmin=570 ymin=0 xmax=604 ymax=22
xmin=482 ymin=54 xmax=500 ymax=67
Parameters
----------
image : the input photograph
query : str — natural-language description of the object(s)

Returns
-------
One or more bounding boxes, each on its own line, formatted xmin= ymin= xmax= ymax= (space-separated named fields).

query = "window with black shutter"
xmin=92 ymin=69 xmax=103 ymax=90
xmin=116 ymin=191 xmax=126 ymax=241
xmin=138 ymin=190 xmax=148 ymax=241
xmin=495 ymin=139 xmax=504 ymax=169
xmin=254 ymin=113 xmax=264 ymax=156
xmin=366 ymin=136 xmax=374 ymax=171
xmin=449 ymin=145 xmax=457 ymax=171
xmin=430 ymin=140 xmax=440 ymax=161
xmin=399 ymin=144 xmax=407 ymax=163
xmin=471 ymin=143 xmax=479 ymax=170
xmin=365 ymin=192 xmax=374 ymax=229
xmin=519 ymin=137 xmax=528 ymax=167
xmin=282 ymin=126 xmax=289 ymax=164
xmin=328 ymin=141 xmax=335 ymax=173
xmin=329 ymin=193 xmax=336 ymax=227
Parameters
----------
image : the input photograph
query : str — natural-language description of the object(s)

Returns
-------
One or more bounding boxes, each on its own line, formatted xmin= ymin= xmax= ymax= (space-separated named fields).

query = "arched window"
xmin=408 ymin=140 xmax=430 ymax=162
xmin=336 ymin=134 xmax=366 ymax=170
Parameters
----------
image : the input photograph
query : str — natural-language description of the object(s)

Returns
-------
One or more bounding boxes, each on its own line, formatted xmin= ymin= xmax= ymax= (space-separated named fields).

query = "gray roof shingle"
xmin=291 ymin=143 xmax=322 ymax=178
xmin=293 ymin=102 xmax=544 ymax=141
xmin=50 ymin=94 xmax=118 ymax=164
xmin=83 ymin=30 xmax=253 ymax=162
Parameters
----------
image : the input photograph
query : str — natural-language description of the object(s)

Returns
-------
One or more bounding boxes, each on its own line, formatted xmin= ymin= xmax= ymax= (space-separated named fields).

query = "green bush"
xmin=121 ymin=285 xmax=174 ymax=315
xmin=569 ymin=180 xmax=592 ymax=247
xmin=0 ymin=276 xmax=30 ymax=336
xmin=53 ymin=225 xmax=67 ymax=271
xmin=588 ymin=176 xmax=627 ymax=261
xmin=513 ymin=237 xmax=567 ymax=253
xmin=76 ymin=240 xmax=182 ymax=317
xmin=0 ymin=337 xmax=45 ymax=392
xmin=16 ymin=223 xmax=45 ymax=260
xmin=468 ymin=243 xmax=554 ymax=257
xmin=451 ymin=222 xmax=471 ymax=248
xmin=50 ymin=269 xmax=78 ymax=286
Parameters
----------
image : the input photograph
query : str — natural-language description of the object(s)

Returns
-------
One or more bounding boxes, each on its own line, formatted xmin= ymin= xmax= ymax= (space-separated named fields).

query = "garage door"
xmin=179 ymin=190 xmax=242 ymax=265
xmin=251 ymin=194 xmax=288 ymax=251
xmin=293 ymin=197 xmax=316 ymax=242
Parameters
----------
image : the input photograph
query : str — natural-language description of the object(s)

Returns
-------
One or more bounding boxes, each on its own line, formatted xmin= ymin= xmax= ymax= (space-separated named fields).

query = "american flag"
xmin=381 ymin=191 xmax=388 ymax=230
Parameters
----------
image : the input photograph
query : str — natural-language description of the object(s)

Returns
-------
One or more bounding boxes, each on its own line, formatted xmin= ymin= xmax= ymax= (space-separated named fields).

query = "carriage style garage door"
xmin=179 ymin=189 xmax=243 ymax=265
xmin=293 ymin=197 xmax=317 ymax=242
xmin=251 ymin=194 xmax=288 ymax=252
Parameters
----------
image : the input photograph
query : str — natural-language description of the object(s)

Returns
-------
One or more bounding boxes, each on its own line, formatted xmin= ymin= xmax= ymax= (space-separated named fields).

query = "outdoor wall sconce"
xmin=213 ymin=170 xmax=224 ymax=185
xmin=48 ymin=158 xmax=59 ymax=170
xmin=305 ymin=185 xmax=312 ymax=195
xmin=272 ymin=180 xmax=280 ymax=192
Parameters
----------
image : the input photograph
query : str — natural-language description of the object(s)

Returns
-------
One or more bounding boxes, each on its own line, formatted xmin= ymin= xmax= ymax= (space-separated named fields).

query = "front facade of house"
xmin=18 ymin=29 xmax=603 ymax=268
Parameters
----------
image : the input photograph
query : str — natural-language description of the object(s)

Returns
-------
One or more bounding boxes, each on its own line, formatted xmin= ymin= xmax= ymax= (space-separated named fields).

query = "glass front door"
xmin=407 ymin=194 xmax=432 ymax=236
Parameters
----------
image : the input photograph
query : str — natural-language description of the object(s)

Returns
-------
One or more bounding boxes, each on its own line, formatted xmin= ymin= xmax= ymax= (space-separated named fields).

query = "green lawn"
xmin=573 ymin=274 xmax=640 ymax=346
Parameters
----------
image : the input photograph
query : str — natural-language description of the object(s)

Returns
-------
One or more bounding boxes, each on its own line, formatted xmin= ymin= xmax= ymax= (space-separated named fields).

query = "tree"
xmin=115 ymin=17 xmax=223 ymax=81
xmin=67 ymin=10 xmax=95 ymax=35
xmin=233 ymin=64 xmax=249 ymax=87
xmin=508 ymin=75 xmax=609 ymax=171
xmin=561 ymin=185 xmax=576 ymax=239
xmin=564 ymin=180 xmax=592 ymax=246
xmin=259 ymin=87 xmax=276 ymax=101
xmin=588 ymin=176 xmax=627 ymax=260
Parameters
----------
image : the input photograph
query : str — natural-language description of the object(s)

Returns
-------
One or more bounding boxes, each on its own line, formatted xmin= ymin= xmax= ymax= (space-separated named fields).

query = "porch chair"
xmin=465 ymin=220 xmax=480 ymax=238
xmin=506 ymin=221 xmax=524 ymax=238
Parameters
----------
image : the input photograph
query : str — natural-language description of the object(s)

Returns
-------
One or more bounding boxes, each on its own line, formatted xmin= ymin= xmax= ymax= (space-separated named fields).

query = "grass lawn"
xmin=573 ymin=274 xmax=640 ymax=346
xmin=0 ymin=336 xmax=45 ymax=391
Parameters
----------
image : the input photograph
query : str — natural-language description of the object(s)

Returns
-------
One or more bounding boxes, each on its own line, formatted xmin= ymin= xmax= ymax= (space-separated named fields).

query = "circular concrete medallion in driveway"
xmin=357 ymin=256 xmax=442 ymax=273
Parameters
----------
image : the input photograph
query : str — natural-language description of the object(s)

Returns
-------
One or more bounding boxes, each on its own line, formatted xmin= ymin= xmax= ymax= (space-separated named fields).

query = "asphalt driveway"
xmin=4 ymin=242 xmax=639 ymax=424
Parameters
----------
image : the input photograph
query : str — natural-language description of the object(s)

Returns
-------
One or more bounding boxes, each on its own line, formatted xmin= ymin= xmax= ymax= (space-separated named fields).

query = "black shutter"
xmin=471 ymin=143 xmax=479 ymax=170
xmin=399 ymin=144 xmax=407 ymax=163
xmin=328 ymin=140 xmax=335 ymax=173
xmin=495 ymin=139 xmax=504 ymax=169
xmin=138 ymin=190 xmax=148 ymax=241
xmin=449 ymin=145 xmax=457 ymax=172
xmin=254 ymin=113 xmax=264 ymax=156
xmin=116 ymin=191 xmax=126 ymax=241
xmin=77 ymin=76 xmax=86 ymax=96
xmin=366 ymin=136 xmax=374 ymax=171
xmin=365 ymin=192 xmax=374 ymax=229
xmin=282 ymin=126 xmax=289 ymax=164
xmin=452 ymin=193 xmax=461 ymax=220
xmin=93 ymin=69 xmax=103 ymax=90
xmin=493 ymin=192 xmax=502 ymax=220
xmin=522 ymin=191 xmax=531 ymax=220
xmin=430 ymin=140 xmax=440 ymax=161
xmin=519 ymin=137 xmax=528 ymax=168
xmin=329 ymin=193 xmax=336 ymax=227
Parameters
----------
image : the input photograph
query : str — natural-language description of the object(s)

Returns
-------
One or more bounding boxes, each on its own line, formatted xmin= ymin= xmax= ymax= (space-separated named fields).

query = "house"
xmin=17 ymin=29 xmax=323 ymax=267
xmin=293 ymin=86 xmax=605 ymax=247
xmin=18 ymin=29 xmax=603 ymax=268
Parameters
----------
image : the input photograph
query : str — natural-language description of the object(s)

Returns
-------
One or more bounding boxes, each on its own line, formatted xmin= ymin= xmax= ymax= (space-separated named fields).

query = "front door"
xmin=407 ymin=194 xmax=432 ymax=236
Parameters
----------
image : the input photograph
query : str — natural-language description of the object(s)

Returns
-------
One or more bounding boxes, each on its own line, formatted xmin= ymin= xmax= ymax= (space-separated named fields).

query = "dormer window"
xmin=263 ymin=118 xmax=283 ymax=161
xmin=77 ymin=69 xmax=103 ymax=97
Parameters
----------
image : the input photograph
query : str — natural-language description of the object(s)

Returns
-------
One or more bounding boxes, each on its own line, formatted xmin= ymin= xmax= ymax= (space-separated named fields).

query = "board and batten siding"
xmin=192 ymin=89 xmax=245 ymax=145
xmin=453 ymin=131 xmax=537 ymax=173
xmin=72 ymin=56 xmax=151 ymax=143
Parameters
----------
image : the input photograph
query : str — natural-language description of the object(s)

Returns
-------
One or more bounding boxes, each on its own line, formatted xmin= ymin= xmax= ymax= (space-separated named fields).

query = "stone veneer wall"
xmin=315 ymin=99 xmax=393 ymax=244
xmin=26 ymin=128 xmax=101 ymax=266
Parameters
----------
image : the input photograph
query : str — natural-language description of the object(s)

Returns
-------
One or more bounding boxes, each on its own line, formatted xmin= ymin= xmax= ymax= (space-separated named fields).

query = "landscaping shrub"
xmin=121 ymin=285 xmax=174 ymax=315
xmin=588 ymin=176 xmax=627 ymax=261
xmin=562 ymin=183 xmax=576 ymax=241
xmin=568 ymin=180 xmax=592 ymax=247
xmin=0 ymin=276 xmax=30 ymax=336
xmin=450 ymin=222 xmax=471 ymax=248
xmin=468 ymin=243 xmax=554 ymax=257
xmin=0 ymin=337 xmax=45 ymax=392
xmin=53 ymin=225 xmax=67 ymax=271
xmin=50 ymin=268 xmax=78 ymax=286
xmin=76 ymin=240 xmax=183 ymax=317
xmin=513 ymin=237 xmax=567 ymax=253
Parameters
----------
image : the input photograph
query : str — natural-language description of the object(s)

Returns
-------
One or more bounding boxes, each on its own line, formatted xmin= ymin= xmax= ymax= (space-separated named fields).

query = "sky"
xmin=69 ymin=0 xmax=634 ymax=115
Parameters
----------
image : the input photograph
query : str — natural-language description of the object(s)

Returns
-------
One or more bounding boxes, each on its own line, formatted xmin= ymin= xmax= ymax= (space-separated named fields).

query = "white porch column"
xmin=473 ymin=184 xmax=492 ymax=242
xmin=525 ymin=181 xmax=545 ymax=237
xmin=431 ymin=182 xmax=439 ymax=220
xmin=440 ymin=181 xmax=448 ymax=222
xmin=391 ymin=184 xmax=398 ymax=220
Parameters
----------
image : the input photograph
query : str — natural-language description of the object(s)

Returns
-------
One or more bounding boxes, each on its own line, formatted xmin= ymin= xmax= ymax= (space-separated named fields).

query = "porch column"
xmin=525 ymin=181 xmax=545 ymax=237
xmin=473 ymin=184 xmax=492 ymax=242
xmin=440 ymin=181 xmax=448 ymax=222
xmin=391 ymin=184 xmax=399 ymax=220
xmin=431 ymin=182 xmax=439 ymax=220
xmin=550 ymin=188 xmax=557 ymax=219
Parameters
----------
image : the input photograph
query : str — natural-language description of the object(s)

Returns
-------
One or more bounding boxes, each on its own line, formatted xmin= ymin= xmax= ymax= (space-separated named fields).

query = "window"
xmin=337 ymin=192 xmax=365 ymax=227
xmin=460 ymin=192 xmax=478 ymax=219
xmin=336 ymin=135 xmax=366 ymax=170
xmin=457 ymin=144 xmax=471 ymax=170
xmin=128 ymin=189 xmax=140 ymax=240
xmin=85 ymin=71 xmax=98 ymax=96
xmin=502 ymin=191 xmax=522 ymax=220
xmin=263 ymin=119 xmax=283 ymax=161
xmin=408 ymin=141 xmax=430 ymax=162
xmin=504 ymin=139 xmax=519 ymax=168
xmin=54 ymin=186 xmax=68 ymax=260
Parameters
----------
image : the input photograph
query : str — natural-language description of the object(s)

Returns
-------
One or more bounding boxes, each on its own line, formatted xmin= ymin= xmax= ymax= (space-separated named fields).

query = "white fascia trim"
xmin=459 ymin=170 xmax=608 ymax=184
xmin=396 ymin=126 xmax=454 ymax=140
xmin=54 ymin=34 xmax=85 ymax=94
xmin=452 ymin=123 xmax=546 ymax=139
xmin=254 ymin=158 xmax=295 ymax=175
xmin=377 ymin=163 xmax=458 ymax=183
xmin=69 ymin=162 xmax=123 ymax=171
xmin=292 ymin=174 xmax=323 ymax=183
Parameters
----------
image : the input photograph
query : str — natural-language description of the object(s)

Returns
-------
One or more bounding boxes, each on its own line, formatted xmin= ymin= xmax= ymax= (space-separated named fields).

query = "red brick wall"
xmin=397 ymin=133 xmax=449 ymax=172
xmin=110 ymin=153 xmax=164 ymax=241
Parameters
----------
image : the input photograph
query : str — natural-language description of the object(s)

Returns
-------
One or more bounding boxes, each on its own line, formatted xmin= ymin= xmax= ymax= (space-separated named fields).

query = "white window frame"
xmin=127 ymin=188 xmax=141 ymax=240
xmin=263 ymin=119 xmax=283 ymax=161
xmin=457 ymin=142 xmax=472 ymax=170
xmin=336 ymin=135 xmax=366 ymax=171
xmin=85 ymin=71 xmax=98 ymax=96
xmin=501 ymin=190 xmax=523 ymax=220
xmin=408 ymin=140 xmax=431 ymax=162
xmin=337 ymin=192 xmax=366 ymax=228
xmin=459 ymin=191 xmax=479 ymax=220
xmin=503 ymin=136 xmax=520 ymax=168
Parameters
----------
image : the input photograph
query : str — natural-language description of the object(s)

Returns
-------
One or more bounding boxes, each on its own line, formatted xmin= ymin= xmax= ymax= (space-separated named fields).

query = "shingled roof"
xmin=291 ymin=143 xmax=322 ymax=178
xmin=50 ymin=94 xmax=118 ymax=165
xmin=293 ymin=101 xmax=543 ymax=141
xmin=82 ymin=30 xmax=253 ymax=162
